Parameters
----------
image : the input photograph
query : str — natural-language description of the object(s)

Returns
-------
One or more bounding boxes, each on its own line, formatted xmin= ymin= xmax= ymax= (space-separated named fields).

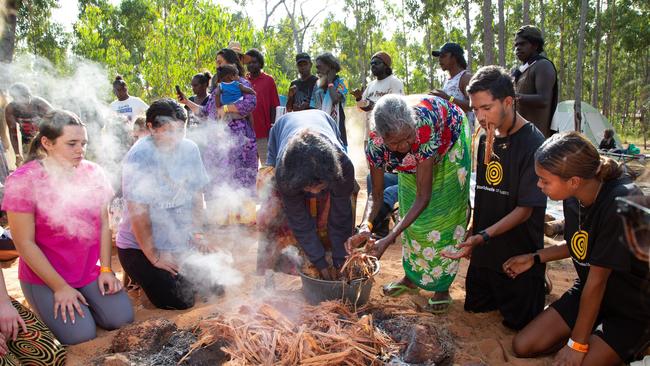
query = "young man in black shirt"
xmin=443 ymin=65 xmax=547 ymax=330
xmin=286 ymin=53 xmax=318 ymax=112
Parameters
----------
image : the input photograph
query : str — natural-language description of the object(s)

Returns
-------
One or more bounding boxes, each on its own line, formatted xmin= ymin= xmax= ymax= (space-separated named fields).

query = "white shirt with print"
xmin=110 ymin=96 xmax=149 ymax=123
xmin=359 ymin=75 xmax=404 ymax=135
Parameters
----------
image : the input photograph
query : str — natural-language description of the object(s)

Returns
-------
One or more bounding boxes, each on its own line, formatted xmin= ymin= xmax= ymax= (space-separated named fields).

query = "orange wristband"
xmin=100 ymin=266 xmax=113 ymax=274
xmin=567 ymin=338 xmax=589 ymax=353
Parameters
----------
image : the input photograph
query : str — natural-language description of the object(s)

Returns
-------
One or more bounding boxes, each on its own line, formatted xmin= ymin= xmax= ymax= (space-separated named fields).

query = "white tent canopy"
xmin=550 ymin=100 xmax=622 ymax=149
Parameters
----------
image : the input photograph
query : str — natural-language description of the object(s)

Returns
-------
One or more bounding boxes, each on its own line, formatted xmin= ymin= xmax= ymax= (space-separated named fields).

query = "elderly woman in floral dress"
xmin=348 ymin=94 xmax=470 ymax=313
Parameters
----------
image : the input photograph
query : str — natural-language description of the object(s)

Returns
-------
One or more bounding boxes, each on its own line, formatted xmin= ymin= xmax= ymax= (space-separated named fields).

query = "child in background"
xmin=215 ymin=64 xmax=256 ymax=109
xmin=599 ymin=128 xmax=616 ymax=151
xmin=132 ymin=117 xmax=150 ymax=142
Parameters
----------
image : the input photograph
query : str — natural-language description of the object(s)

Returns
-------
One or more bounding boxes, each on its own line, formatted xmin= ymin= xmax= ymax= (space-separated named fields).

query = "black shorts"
xmin=117 ymin=248 xmax=196 ymax=310
xmin=551 ymin=281 xmax=650 ymax=362
xmin=464 ymin=264 xmax=545 ymax=330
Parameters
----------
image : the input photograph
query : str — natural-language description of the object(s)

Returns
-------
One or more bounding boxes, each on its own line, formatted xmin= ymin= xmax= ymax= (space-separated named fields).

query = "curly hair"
xmin=146 ymin=98 xmax=187 ymax=127
xmin=315 ymin=52 xmax=341 ymax=73
xmin=371 ymin=95 xmax=417 ymax=138
xmin=245 ymin=48 xmax=265 ymax=68
xmin=275 ymin=130 xmax=343 ymax=194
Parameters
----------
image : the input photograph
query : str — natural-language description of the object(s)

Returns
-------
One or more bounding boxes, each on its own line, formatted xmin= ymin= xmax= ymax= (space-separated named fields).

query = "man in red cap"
xmin=351 ymin=51 xmax=404 ymax=135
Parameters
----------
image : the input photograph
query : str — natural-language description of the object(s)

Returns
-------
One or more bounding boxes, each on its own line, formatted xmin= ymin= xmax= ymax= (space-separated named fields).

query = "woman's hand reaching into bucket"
xmin=367 ymin=235 xmax=395 ymax=259
xmin=345 ymin=231 xmax=372 ymax=254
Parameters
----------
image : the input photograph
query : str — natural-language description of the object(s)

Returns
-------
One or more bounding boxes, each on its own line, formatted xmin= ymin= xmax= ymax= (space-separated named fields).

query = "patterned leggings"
xmin=0 ymin=300 xmax=66 ymax=366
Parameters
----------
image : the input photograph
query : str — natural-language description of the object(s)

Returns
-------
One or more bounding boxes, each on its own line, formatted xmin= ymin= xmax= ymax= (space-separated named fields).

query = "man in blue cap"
xmin=431 ymin=43 xmax=473 ymax=119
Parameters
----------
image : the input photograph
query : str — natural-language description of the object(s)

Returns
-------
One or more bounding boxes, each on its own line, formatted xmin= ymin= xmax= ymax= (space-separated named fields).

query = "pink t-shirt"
xmin=1 ymin=160 xmax=113 ymax=288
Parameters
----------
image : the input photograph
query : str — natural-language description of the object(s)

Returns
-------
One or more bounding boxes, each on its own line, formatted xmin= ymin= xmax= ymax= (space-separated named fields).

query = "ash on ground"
xmin=372 ymin=309 xmax=456 ymax=366
xmin=93 ymin=318 xmax=229 ymax=366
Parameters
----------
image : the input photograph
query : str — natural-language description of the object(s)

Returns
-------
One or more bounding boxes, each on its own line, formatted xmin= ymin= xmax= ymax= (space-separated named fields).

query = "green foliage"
xmin=7 ymin=0 xmax=649 ymax=146
xmin=14 ymin=0 xmax=70 ymax=67
xmin=139 ymin=0 xmax=261 ymax=99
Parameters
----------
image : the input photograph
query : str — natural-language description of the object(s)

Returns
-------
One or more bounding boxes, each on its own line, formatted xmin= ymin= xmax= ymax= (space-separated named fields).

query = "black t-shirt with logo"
xmin=563 ymin=177 xmax=649 ymax=316
xmin=289 ymin=75 xmax=318 ymax=110
xmin=471 ymin=122 xmax=547 ymax=275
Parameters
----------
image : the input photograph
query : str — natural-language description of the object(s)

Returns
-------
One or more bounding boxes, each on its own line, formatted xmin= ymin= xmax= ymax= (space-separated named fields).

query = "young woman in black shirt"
xmin=504 ymin=132 xmax=649 ymax=365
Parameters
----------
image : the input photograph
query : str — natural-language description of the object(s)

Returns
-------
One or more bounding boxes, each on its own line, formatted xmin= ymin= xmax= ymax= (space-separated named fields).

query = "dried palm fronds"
xmin=181 ymin=300 xmax=398 ymax=365
xmin=484 ymin=123 xmax=496 ymax=165
xmin=340 ymin=251 xmax=378 ymax=283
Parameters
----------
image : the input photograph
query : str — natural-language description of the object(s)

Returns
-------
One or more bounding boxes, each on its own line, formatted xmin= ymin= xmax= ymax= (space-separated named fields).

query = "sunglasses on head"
xmin=616 ymin=196 xmax=650 ymax=262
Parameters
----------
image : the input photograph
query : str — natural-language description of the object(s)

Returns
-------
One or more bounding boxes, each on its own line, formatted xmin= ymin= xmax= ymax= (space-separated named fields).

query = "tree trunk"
xmin=482 ymin=0 xmax=495 ymax=64
xmin=464 ymin=0 xmax=473 ymax=70
xmin=603 ymin=0 xmax=616 ymax=118
xmin=573 ymin=0 xmax=589 ymax=132
xmin=283 ymin=0 xmax=302 ymax=53
xmin=558 ymin=0 xmax=565 ymax=99
xmin=401 ymin=0 xmax=409 ymax=91
xmin=426 ymin=20 xmax=434 ymax=89
xmin=591 ymin=0 xmax=601 ymax=107
xmin=354 ymin=1 xmax=369 ymax=89
xmin=639 ymin=48 xmax=650 ymax=150
xmin=633 ymin=60 xmax=639 ymax=134
xmin=263 ymin=0 xmax=284 ymax=33
xmin=523 ymin=0 xmax=530 ymax=24
xmin=498 ymin=0 xmax=505 ymax=67
xmin=0 ymin=0 xmax=17 ymax=63
xmin=162 ymin=2 xmax=169 ymax=86
xmin=622 ymin=90 xmax=631 ymax=137
xmin=539 ymin=0 xmax=545 ymax=37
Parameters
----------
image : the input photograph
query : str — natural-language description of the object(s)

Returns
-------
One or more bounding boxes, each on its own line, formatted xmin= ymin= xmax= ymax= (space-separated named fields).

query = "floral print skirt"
xmin=400 ymin=117 xmax=471 ymax=292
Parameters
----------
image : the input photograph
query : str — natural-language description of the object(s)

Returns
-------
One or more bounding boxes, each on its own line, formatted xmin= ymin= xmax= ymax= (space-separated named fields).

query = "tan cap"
xmin=227 ymin=41 xmax=243 ymax=54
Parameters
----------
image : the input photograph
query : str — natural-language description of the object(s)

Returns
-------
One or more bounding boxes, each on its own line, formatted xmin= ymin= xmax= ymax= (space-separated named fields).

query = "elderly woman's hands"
xmin=367 ymin=235 xmax=397 ymax=259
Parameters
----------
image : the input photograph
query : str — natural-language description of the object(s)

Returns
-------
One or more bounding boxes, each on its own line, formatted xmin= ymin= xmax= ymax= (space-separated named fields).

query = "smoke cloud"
xmin=0 ymin=54 xmax=265 ymax=300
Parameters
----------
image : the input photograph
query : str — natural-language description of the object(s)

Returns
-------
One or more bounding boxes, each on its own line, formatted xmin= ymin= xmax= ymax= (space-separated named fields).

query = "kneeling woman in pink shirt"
xmin=2 ymin=110 xmax=133 ymax=345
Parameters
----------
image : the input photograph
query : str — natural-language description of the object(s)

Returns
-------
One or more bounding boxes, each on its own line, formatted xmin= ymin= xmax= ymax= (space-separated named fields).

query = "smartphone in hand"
xmin=175 ymin=85 xmax=182 ymax=95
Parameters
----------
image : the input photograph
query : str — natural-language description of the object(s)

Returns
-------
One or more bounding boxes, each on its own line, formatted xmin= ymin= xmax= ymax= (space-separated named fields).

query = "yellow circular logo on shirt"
xmin=486 ymin=161 xmax=503 ymax=186
xmin=570 ymin=230 xmax=589 ymax=261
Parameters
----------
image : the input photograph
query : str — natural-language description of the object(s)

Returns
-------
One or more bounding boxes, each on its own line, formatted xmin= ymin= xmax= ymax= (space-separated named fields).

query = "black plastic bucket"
xmin=299 ymin=260 xmax=380 ymax=306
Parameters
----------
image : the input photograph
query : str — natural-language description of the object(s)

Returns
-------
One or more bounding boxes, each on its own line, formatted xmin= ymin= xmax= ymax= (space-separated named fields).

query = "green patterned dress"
xmin=366 ymin=96 xmax=470 ymax=292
